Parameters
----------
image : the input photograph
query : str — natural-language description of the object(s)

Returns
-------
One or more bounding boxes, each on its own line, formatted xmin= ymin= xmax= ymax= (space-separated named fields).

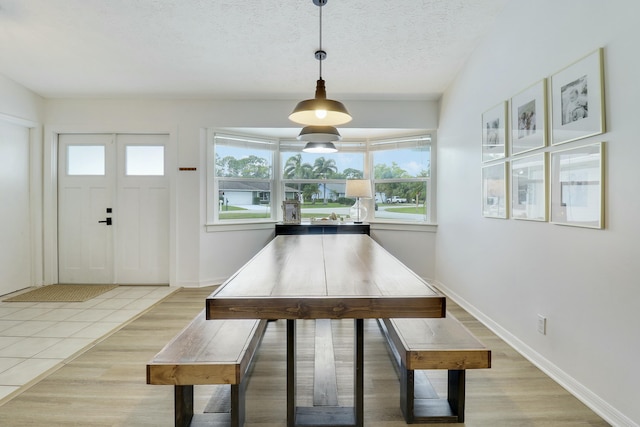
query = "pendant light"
xmin=302 ymin=141 xmax=338 ymax=153
xmin=298 ymin=125 xmax=341 ymax=142
xmin=289 ymin=0 xmax=352 ymax=127
xmin=298 ymin=125 xmax=340 ymax=152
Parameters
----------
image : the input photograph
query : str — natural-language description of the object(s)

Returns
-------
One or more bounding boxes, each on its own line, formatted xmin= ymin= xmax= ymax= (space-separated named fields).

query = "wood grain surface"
xmin=207 ymin=235 xmax=445 ymax=320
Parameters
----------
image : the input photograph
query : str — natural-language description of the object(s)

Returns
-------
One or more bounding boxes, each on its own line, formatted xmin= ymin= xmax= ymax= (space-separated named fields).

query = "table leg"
xmin=354 ymin=318 xmax=364 ymax=427
xmin=287 ymin=319 xmax=364 ymax=427
xmin=287 ymin=319 xmax=296 ymax=427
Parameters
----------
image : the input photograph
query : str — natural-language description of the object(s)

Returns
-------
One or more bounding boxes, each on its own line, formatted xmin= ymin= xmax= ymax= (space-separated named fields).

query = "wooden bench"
xmin=378 ymin=312 xmax=491 ymax=423
xmin=147 ymin=309 xmax=267 ymax=427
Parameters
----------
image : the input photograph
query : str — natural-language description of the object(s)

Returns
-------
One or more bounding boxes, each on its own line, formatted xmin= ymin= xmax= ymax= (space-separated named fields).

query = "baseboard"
xmin=432 ymin=280 xmax=636 ymax=427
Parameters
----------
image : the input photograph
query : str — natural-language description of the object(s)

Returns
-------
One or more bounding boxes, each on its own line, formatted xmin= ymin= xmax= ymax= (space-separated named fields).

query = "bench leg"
xmin=174 ymin=385 xmax=193 ymax=427
xmin=448 ymin=370 xmax=466 ymax=423
xmin=400 ymin=362 xmax=416 ymax=423
xmin=354 ymin=318 xmax=364 ymax=427
xmin=231 ymin=383 xmax=247 ymax=427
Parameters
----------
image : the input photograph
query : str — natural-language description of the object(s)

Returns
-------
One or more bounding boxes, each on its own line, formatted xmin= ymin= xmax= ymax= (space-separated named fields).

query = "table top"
xmin=206 ymin=234 xmax=446 ymax=320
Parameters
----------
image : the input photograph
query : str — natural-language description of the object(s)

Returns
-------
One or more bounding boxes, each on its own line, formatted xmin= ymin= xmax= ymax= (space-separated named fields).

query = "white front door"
xmin=58 ymin=134 xmax=169 ymax=284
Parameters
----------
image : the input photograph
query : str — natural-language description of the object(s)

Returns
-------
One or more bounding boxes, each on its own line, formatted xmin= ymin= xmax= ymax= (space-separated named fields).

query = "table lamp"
xmin=345 ymin=179 xmax=373 ymax=223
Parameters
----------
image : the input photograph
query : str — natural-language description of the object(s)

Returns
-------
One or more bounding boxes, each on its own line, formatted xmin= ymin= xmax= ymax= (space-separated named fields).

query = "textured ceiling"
xmin=0 ymin=0 xmax=509 ymax=101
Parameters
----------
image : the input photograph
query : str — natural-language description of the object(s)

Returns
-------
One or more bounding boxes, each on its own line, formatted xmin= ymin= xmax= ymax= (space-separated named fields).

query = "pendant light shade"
xmin=302 ymin=141 xmax=338 ymax=153
xmin=297 ymin=125 xmax=341 ymax=142
xmin=289 ymin=0 xmax=352 ymax=127
xmin=289 ymin=79 xmax=352 ymax=126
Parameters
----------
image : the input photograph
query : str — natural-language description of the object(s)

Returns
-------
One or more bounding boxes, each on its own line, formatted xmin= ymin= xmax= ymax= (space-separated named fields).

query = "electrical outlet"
xmin=537 ymin=314 xmax=547 ymax=335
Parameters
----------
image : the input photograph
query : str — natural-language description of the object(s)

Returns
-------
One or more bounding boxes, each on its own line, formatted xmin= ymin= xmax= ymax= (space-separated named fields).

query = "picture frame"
xmin=511 ymin=153 xmax=547 ymax=221
xmin=481 ymin=101 xmax=507 ymax=162
xmin=510 ymin=79 xmax=547 ymax=155
xmin=282 ymin=200 xmax=301 ymax=224
xmin=482 ymin=162 xmax=508 ymax=219
xmin=550 ymin=142 xmax=604 ymax=229
xmin=551 ymin=48 xmax=605 ymax=145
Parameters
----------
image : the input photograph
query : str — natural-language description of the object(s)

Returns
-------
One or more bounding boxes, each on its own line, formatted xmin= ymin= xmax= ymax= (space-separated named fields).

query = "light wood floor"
xmin=0 ymin=287 xmax=609 ymax=426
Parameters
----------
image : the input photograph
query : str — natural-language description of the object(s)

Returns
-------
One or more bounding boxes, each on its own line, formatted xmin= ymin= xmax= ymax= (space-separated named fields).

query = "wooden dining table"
xmin=206 ymin=234 xmax=446 ymax=427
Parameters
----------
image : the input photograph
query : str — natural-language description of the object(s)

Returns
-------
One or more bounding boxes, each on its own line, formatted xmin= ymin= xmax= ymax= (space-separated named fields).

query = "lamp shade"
xmin=289 ymin=79 xmax=352 ymax=126
xmin=345 ymin=179 xmax=372 ymax=198
xmin=302 ymin=141 xmax=338 ymax=153
xmin=297 ymin=125 xmax=341 ymax=142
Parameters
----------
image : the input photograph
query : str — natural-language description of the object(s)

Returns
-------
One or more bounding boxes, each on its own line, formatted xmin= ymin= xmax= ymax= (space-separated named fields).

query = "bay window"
xmin=208 ymin=131 xmax=434 ymax=226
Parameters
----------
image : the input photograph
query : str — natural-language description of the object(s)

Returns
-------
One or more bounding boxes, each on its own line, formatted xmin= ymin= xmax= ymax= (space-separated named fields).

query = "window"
xmin=280 ymin=141 xmax=366 ymax=221
xmin=126 ymin=145 xmax=165 ymax=176
xmin=208 ymin=131 xmax=434 ymax=226
xmin=67 ymin=145 xmax=105 ymax=175
xmin=210 ymin=133 xmax=276 ymax=222
xmin=370 ymin=136 xmax=432 ymax=222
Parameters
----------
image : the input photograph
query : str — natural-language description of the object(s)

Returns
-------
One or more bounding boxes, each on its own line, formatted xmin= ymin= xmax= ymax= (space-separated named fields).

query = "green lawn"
xmin=219 ymin=205 xmax=269 ymax=219
xmin=219 ymin=205 xmax=246 ymax=211
xmin=219 ymin=212 xmax=271 ymax=219
xmin=384 ymin=205 xmax=426 ymax=214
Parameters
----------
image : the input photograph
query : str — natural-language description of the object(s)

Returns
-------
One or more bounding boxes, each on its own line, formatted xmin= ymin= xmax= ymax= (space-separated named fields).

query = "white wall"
xmin=0 ymin=75 xmax=44 ymax=294
xmin=43 ymin=98 xmax=439 ymax=286
xmin=0 ymin=74 xmax=43 ymax=123
xmin=0 ymin=121 xmax=31 ymax=294
xmin=371 ymin=226 xmax=436 ymax=279
xmin=436 ymin=1 xmax=640 ymax=425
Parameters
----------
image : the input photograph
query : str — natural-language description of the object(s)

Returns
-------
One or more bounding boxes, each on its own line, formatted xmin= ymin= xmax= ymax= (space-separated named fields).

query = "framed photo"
xmin=282 ymin=200 xmax=301 ymax=224
xmin=550 ymin=142 xmax=604 ymax=229
xmin=482 ymin=162 xmax=508 ymax=219
xmin=482 ymin=101 xmax=507 ymax=162
xmin=511 ymin=153 xmax=547 ymax=221
xmin=510 ymin=79 xmax=547 ymax=155
xmin=551 ymin=48 xmax=605 ymax=145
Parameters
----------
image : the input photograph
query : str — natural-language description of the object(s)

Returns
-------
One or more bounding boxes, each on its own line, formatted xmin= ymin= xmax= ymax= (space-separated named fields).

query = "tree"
xmin=373 ymin=162 xmax=410 ymax=180
xmin=216 ymin=154 xmax=270 ymax=178
xmin=342 ymin=168 xmax=364 ymax=179
xmin=303 ymin=183 xmax=320 ymax=204
xmin=283 ymin=154 xmax=315 ymax=202
xmin=283 ymin=154 xmax=313 ymax=179
xmin=313 ymin=157 xmax=338 ymax=204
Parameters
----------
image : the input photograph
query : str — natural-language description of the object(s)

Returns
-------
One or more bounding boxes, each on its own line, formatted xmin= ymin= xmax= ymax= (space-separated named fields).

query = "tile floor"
xmin=0 ymin=285 xmax=177 ymax=404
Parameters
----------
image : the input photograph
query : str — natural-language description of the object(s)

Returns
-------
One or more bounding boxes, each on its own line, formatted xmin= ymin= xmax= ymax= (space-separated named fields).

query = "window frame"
xmin=207 ymin=132 xmax=278 ymax=226
xmin=369 ymin=135 xmax=435 ymax=224
xmin=206 ymin=130 xmax=436 ymax=230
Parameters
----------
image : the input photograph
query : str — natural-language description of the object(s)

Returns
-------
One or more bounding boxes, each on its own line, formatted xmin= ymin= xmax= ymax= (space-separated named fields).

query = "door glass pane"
xmin=126 ymin=145 xmax=165 ymax=176
xmin=67 ymin=145 xmax=105 ymax=175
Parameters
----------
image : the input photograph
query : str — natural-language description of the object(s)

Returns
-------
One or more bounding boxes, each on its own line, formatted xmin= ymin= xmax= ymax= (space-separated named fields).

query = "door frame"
xmin=42 ymin=126 xmax=178 ymax=286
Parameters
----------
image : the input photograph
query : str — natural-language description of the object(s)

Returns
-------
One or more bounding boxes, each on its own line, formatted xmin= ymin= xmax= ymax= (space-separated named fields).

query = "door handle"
xmin=98 ymin=218 xmax=112 ymax=225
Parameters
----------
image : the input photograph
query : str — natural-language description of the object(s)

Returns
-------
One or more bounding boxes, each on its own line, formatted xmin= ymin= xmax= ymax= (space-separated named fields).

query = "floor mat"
xmin=3 ymin=284 xmax=119 ymax=302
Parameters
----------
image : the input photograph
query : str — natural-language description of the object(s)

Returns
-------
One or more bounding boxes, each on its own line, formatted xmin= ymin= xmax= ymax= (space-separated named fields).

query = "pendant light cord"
xmin=318 ymin=2 xmax=323 ymax=79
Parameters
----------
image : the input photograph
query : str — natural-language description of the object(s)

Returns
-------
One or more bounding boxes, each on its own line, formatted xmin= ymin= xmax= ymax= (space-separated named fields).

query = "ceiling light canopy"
xmin=289 ymin=0 xmax=352 ymax=127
